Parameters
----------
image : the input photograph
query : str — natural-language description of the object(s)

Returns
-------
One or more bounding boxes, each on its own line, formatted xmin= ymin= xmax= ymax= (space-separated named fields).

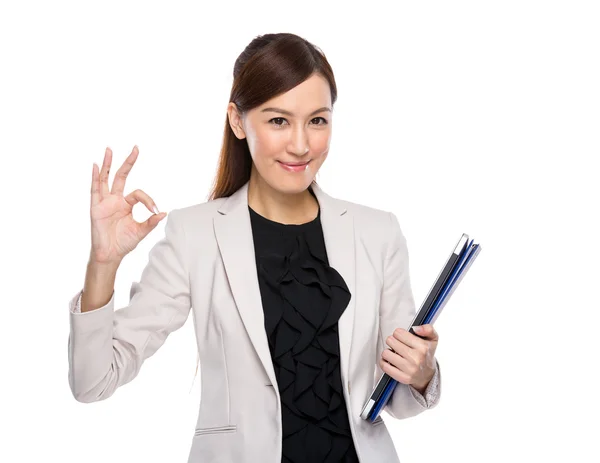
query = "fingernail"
xmin=153 ymin=206 xmax=159 ymax=214
xmin=412 ymin=325 xmax=422 ymax=332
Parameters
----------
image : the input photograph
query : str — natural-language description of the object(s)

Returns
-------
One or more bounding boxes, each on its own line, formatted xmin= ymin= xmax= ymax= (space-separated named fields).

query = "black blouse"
xmin=248 ymin=198 xmax=360 ymax=463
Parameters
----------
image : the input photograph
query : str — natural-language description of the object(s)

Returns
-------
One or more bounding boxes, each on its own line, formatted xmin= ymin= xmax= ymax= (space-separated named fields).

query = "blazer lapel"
xmin=213 ymin=182 xmax=278 ymax=387
xmin=213 ymin=181 xmax=356 ymax=392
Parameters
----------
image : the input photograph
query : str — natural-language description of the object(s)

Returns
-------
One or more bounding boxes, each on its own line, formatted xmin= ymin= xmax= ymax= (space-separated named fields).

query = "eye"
xmin=268 ymin=117 xmax=329 ymax=127
xmin=269 ymin=117 xmax=288 ymax=127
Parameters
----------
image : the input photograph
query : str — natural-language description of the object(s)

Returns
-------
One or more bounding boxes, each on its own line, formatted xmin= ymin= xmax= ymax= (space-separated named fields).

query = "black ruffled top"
xmin=249 ymin=197 xmax=360 ymax=463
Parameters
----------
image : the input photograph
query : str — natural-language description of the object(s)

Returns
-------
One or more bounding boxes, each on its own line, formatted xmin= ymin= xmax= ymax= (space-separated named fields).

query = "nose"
xmin=288 ymin=126 xmax=310 ymax=156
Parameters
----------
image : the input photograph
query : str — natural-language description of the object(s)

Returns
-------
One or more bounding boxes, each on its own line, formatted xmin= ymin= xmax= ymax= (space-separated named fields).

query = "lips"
xmin=279 ymin=161 xmax=309 ymax=166
xmin=277 ymin=160 xmax=311 ymax=172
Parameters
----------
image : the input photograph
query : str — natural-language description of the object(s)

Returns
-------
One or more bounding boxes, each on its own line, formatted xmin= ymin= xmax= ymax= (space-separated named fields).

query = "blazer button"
xmin=348 ymin=381 xmax=352 ymax=394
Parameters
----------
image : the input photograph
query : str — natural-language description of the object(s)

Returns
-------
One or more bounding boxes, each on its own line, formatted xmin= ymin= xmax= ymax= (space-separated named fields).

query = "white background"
xmin=1 ymin=1 xmax=598 ymax=462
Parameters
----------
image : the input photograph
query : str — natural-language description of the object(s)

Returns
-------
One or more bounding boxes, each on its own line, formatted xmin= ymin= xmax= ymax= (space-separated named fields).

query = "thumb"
xmin=413 ymin=324 xmax=438 ymax=340
xmin=140 ymin=212 xmax=167 ymax=237
xmin=151 ymin=211 xmax=168 ymax=228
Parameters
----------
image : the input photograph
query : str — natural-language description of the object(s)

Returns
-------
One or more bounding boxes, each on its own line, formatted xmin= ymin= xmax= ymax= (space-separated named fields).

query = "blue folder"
xmin=360 ymin=233 xmax=482 ymax=422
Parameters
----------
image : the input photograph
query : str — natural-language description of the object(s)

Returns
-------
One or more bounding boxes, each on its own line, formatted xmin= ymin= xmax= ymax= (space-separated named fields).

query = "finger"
xmin=137 ymin=212 xmax=167 ymax=240
xmin=99 ymin=147 xmax=112 ymax=196
xmin=413 ymin=324 xmax=439 ymax=342
xmin=379 ymin=358 xmax=411 ymax=385
xmin=124 ymin=189 xmax=160 ymax=216
xmin=392 ymin=327 xmax=426 ymax=350
xmin=385 ymin=334 xmax=418 ymax=364
xmin=111 ymin=145 xmax=139 ymax=196
xmin=91 ymin=162 xmax=101 ymax=207
xmin=381 ymin=347 xmax=412 ymax=372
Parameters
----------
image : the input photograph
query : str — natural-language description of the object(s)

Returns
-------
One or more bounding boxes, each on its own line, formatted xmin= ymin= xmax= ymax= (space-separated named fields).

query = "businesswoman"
xmin=67 ymin=32 xmax=441 ymax=463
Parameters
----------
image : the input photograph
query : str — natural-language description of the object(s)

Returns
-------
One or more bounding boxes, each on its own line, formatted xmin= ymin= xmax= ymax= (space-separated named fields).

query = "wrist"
xmin=412 ymin=371 xmax=435 ymax=394
xmin=88 ymin=254 xmax=121 ymax=273
xmin=81 ymin=258 xmax=119 ymax=313
xmin=412 ymin=381 xmax=427 ymax=395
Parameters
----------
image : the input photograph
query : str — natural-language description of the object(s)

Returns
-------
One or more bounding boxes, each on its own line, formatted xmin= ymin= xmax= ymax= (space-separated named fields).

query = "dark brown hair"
xmin=208 ymin=33 xmax=338 ymax=200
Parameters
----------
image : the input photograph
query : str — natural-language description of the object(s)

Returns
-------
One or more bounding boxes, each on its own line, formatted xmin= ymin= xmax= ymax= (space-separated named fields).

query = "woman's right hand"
xmin=89 ymin=145 xmax=167 ymax=265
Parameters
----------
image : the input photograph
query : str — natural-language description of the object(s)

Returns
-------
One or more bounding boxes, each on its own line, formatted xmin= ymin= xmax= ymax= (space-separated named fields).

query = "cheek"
xmin=250 ymin=130 xmax=286 ymax=162
xmin=311 ymin=134 xmax=330 ymax=163
xmin=310 ymin=152 xmax=328 ymax=171
xmin=310 ymin=131 xmax=331 ymax=158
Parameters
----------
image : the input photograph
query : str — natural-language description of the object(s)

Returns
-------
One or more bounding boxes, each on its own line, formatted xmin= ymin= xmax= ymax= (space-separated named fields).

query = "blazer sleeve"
xmin=67 ymin=209 xmax=192 ymax=403
xmin=374 ymin=211 xmax=442 ymax=420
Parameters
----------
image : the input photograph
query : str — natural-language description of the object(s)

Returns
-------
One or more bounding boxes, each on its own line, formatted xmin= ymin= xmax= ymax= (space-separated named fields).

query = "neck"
xmin=247 ymin=170 xmax=319 ymax=225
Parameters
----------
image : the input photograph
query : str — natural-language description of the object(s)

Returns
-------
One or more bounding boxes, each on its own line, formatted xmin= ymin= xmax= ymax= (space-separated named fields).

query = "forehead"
xmin=256 ymin=74 xmax=331 ymax=116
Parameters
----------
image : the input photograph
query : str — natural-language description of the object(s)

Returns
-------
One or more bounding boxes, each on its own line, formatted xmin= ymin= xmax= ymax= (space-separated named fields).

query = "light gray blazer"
xmin=67 ymin=180 xmax=441 ymax=463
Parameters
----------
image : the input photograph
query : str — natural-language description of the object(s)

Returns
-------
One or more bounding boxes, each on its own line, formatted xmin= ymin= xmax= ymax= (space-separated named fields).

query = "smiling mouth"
xmin=277 ymin=160 xmax=311 ymax=172
xmin=278 ymin=160 xmax=310 ymax=166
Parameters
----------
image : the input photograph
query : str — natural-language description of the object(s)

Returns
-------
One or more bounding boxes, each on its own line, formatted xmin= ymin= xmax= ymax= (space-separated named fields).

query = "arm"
xmin=71 ymin=257 xmax=118 ymax=314
xmin=374 ymin=211 xmax=442 ymax=419
xmin=67 ymin=210 xmax=192 ymax=403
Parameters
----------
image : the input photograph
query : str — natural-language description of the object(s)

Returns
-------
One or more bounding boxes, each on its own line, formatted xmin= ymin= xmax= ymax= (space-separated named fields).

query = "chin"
xmin=271 ymin=176 xmax=315 ymax=195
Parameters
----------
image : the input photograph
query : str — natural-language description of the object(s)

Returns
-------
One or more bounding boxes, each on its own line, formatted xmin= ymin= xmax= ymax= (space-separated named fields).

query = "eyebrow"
xmin=260 ymin=106 xmax=331 ymax=117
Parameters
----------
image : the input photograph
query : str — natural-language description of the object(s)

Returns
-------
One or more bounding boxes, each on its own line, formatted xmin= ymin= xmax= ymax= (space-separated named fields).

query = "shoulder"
xmin=339 ymin=197 xmax=393 ymax=224
xmin=164 ymin=197 xmax=228 ymax=230
xmin=335 ymin=196 xmax=404 ymax=254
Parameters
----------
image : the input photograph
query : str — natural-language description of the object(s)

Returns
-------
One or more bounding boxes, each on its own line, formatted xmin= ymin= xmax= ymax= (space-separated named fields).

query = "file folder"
xmin=360 ymin=233 xmax=482 ymax=422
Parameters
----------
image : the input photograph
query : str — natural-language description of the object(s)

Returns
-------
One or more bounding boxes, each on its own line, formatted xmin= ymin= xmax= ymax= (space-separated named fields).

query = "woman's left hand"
xmin=379 ymin=324 xmax=439 ymax=393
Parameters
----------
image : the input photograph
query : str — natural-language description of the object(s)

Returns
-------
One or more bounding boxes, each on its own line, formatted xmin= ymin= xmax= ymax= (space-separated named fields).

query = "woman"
xmin=68 ymin=33 xmax=441 ymax=463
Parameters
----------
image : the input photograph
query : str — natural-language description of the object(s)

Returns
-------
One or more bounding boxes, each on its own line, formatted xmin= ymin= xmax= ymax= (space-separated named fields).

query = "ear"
xmin=227 ymin=102 xmax=247 ymax=140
